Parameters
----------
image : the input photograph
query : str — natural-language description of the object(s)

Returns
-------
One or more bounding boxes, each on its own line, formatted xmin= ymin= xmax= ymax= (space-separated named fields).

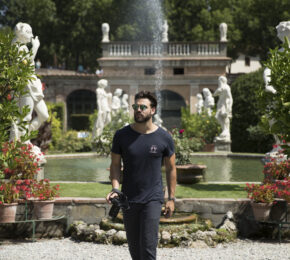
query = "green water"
xmin=45 ymin=156 xmax=264 ymax=182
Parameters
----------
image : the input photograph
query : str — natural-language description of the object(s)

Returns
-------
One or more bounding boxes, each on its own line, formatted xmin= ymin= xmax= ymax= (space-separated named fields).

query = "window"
xmin=245 ymin=56 xmax=250 ymax=66
xmin=144 ymin=68 xmax=156 ymax=75
xmin=173 ymin=68 xmax=184 ymax=75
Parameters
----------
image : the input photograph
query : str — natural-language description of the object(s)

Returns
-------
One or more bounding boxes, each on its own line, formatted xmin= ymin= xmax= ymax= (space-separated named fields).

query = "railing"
xmin=102 ymin=41 xmax=226 ymax=57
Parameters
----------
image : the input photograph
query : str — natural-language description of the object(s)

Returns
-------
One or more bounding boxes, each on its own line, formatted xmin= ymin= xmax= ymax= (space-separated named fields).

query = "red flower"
xmin=179 ymin=129 xmax=185 ymax=134
xmin=7 ymin=94 xmax=12 ymax=100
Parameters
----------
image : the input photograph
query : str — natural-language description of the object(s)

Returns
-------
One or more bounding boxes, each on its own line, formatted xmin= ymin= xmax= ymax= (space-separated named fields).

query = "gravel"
xmin=0 ymin=238 xmax=289 ymax=260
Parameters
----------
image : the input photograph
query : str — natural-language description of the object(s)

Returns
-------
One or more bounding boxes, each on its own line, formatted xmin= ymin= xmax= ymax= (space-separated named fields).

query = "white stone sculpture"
xmin=102 ymin=23 xmax=110 ymax=43
xmin=195 ymin=93 xmax=204 ymax=114
xmin=111 ymin=88 xmax=122 ymax=116
xmin=263 ymin=21 xmax=290 ymax=94
xmin=213 ymin=76 xmax=233 ymax=142
xmin=93 ymin=79 xmax=112 ymax=138
xmin=162 ymin=20 xmax=169 ymax=43
xmin=121 ymin=93 xmax=129 ymax=113
xmin=11 ymin=22 xmax=49 ymax=164
xmin=219 ymin=23 xmax=228 ymax=42
xmin=202 ymin=88 xmax=215 ymax=116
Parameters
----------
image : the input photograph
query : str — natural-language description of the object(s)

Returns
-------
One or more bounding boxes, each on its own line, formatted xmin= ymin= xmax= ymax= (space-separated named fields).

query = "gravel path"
xmin=0 ymin=238 xmax=289 ymax=260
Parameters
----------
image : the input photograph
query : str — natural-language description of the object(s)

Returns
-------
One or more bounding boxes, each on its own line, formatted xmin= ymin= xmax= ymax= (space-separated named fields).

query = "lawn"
xmin=56 ymin=182 xmax=248 ymax=199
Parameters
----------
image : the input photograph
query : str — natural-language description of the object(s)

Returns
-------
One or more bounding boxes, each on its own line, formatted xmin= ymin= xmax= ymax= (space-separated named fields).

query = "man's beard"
xmin=134 ymin=112 xmax=152 ymax=123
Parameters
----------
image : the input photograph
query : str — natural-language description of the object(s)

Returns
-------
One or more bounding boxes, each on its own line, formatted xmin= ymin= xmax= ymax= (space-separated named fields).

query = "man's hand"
xmin=106 ymin=191 xmax=118 ymax=204
xmin=163 ymin=200 xmax=175 ymax=218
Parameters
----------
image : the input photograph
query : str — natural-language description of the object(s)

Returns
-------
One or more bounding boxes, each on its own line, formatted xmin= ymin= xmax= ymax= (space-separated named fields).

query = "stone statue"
xmin=162 ymin=20 xmax=169 ymax=43
xmin=214 ymin=76 xmax=233 ymax=142
xmin=93 ymin=79 xmax=112 ymax=138
xmin=202 ymin=88 xmax=215 ymax=116
xmin=121 ymin=93 xmax=129 ymax=113
xmin=111 ymin=88 xmax=122 ymax=116
xmin=263 ymin=21 xmax=290 ymax=94
xmin=153 ymin=114 xmax=166 ymax=129
xmin=102 ymin=23 xmax=110 ymax=43
xmin=11 ymin=22 xmax=49 ymax=164
xmin=219 ymin=23 xmax=228 ymax=42
xmin=195 ymin=93 xmax=204 ymax=114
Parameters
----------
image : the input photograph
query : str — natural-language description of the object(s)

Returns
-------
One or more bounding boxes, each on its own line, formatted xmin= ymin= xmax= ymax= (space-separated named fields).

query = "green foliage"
xmin=0 ymin=30 xmax=36 ymax=144
xmin=93 ymin=111 xmax=132 ymax=156
xmin=231 ymin=69 xmax=274 ymax=153
xmin=53 ymin=130 xmax=92 ymax=153
xmin=259 ymin=39 xmax=290 ymax=156
xmin=89 ymin=109 xmax=98 ymax=131
xmin=46 ymin=102 xmax=64 ymax=151
xmin=181 ymin=107 xmax=220 ymax=144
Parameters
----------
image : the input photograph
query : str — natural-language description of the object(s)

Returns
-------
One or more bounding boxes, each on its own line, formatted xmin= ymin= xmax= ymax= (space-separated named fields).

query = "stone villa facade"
xmin=40 ymin=38 xmax=231 ymax=130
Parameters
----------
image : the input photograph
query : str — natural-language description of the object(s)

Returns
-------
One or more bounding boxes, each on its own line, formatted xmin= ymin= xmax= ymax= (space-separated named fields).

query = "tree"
xmin=231 ymin=69 xmax=274 ymax=153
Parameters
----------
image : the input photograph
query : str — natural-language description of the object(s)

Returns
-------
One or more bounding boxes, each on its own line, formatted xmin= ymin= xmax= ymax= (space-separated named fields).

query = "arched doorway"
xmin=67 ymin=89 xmax=96 ymax=130
xmin=158 ymin=90 xmax=186 ymax=130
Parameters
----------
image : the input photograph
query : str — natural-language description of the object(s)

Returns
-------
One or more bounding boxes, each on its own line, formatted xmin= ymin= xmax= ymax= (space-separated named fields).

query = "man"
xmin=106 ymin=91 xmax=176 ymax=260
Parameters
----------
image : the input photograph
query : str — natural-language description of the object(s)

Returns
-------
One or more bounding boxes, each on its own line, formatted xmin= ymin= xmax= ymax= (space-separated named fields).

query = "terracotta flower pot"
xmin=0 ymin=203 xmax=18 ymax=223
xmin=33 ymin=200 xmax=55 ymax=219
xmin=176 ymin=164 xmax=206 ymax=184
xmin=202 ymin=143 xmax=215 ymax=152
xmin=251 ymin=202 xmax=273 ymax=221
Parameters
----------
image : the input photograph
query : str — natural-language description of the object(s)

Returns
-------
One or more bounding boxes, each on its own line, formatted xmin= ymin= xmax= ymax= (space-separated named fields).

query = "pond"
xmin=45 ymin=156 xmax=264 ymax=183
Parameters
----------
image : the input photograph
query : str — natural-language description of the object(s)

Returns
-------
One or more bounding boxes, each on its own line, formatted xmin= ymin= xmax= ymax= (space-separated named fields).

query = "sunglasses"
xmin=132 ymin=104 xmax=148 ymax=111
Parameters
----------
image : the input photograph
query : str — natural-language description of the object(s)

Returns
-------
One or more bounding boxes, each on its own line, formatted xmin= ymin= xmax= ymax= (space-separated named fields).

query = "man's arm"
xmin=164 ymin=153 xmax=176 ymax=217
xmin=106 ymin=152 xmax=121 ymax=203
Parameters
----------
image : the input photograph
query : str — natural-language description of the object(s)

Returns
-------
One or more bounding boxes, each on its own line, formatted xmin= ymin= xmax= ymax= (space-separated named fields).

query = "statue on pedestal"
xmin=11 ymin=22 xmax=49 ymax=165
xmin=195 ymin=93 xmax=204 ymax=114
xmin=162 ymin=20 xmax=169 ymax=43
xmin=102 ymin=23 xmax=110 ymax=43
xmin=202 ymin=88 xmax=215 ymax=116
xmin=111 ymin=88 xmax=122 ymax=116
xmin=214 ymin=76 xmax=233 ymax=142
xmin=93 ymin=79 xmax=112 ymax=138
xmin=219 ymin=23 xmax=228 ymax=42
xmin=121 ymin=93 xmax=129 ymax=113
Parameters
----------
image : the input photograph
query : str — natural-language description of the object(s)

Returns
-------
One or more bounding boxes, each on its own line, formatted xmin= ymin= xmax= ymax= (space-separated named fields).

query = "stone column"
xmin=190 ymin=83 xmax=199 ymax=114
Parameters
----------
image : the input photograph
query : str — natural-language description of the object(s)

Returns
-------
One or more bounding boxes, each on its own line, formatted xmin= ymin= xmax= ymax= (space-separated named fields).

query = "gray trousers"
xmin=123 ymin=201 xmax=162 ymax=260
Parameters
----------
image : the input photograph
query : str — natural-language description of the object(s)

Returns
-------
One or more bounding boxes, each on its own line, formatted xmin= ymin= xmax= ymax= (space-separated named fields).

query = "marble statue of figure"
xmin=162 ymin=20 xmax=169 ymax=43
xmin=121 ymin=93 xmax=129 ymax=113
xmin=213 ymin=76 xmax=233 ymax=142
xmin=219 ymin=23 xmax=228 ymax=42
xmin=153 ymin=114 xmax=166 ymax=130
xmin=11 ymin=22 xmax=49 ymax=164
xmin=102 ymin=23 xmax=110 ymax=43
xmin=93 ymin=79 xmax=112 ymax=138
xmin=195 ymin=93 xmax=204 ymax=114
xmin=263 ymin=21 xmax=290 ymax=94
xmin=202 ymin=88 xmax=215 ymax=116
xmin=111 ymin=88 xmax=122 ymax=116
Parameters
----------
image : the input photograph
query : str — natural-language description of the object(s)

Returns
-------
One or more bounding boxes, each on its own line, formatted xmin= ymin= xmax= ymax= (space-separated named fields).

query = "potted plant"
xmin=171 ymin=128 xmax=206 ymax=184
xmin=0 ymin=182 xmax=20 ymax=223
xmin=245 ymin=183 xmax=277 ymax=221
xmin=31 ymin=179 xmax=60 ymax=219
xmin=276 ymin=180 xmax=290 ymax=203
xmin=0 ymin=141 xmax=40 ymax=180
xmin=263 ymin=157 xmax=290 ymax=183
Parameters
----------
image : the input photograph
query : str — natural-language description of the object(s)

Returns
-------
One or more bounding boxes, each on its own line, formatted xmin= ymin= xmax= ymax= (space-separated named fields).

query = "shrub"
xmin=231 ymin=69 xmax=274 ymax=153
xmin=181 ymin=107 xmax=220 ymax=144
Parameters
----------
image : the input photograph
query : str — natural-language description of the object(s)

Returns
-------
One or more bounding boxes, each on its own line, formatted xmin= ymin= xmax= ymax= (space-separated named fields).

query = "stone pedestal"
xmin=214 ymin=139 xmax=231 ymax=152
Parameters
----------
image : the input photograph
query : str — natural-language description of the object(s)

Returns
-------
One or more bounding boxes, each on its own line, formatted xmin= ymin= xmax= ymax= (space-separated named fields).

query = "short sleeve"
xmin=163 ymin=133 xmax=175 ymax=158
xmin=111 ymin=130 xmax=122 ymax=154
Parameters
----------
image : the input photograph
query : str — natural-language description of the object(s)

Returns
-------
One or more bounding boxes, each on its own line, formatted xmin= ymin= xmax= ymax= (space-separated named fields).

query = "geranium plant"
xmin=0 ymin=182 xmax=20 ymax=204
xmin=263 ymin=157 xmax=290 ymax=182
xmin=276 ymin=179 xmax=290 ymax=202
xmin=245 ymin=183 xmax=277 ymax=203
xmin=32 ymin=179 xmax=60 ymax=201
xmin=0 ymin=141 xmax=41 ymax=180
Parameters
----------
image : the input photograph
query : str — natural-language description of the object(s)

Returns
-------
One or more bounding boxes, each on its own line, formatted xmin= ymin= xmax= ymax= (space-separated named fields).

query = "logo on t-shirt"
xmin=149 ymin=145 xmax=158 ymax=153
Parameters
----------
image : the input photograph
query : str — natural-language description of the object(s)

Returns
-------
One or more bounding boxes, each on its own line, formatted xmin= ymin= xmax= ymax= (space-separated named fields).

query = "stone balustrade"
xmin=102 ymin=41 xmax=227 ymax=57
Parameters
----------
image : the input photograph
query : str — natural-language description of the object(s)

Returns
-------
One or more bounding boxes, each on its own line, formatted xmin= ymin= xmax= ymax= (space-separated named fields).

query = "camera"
xmin=109 ymin=189 xmax=130 ymax=219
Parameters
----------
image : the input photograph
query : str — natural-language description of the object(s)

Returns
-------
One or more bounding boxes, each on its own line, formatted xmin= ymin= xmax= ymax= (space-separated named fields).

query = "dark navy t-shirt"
xmin=111 ymin=125 xmax=175 ymax=203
